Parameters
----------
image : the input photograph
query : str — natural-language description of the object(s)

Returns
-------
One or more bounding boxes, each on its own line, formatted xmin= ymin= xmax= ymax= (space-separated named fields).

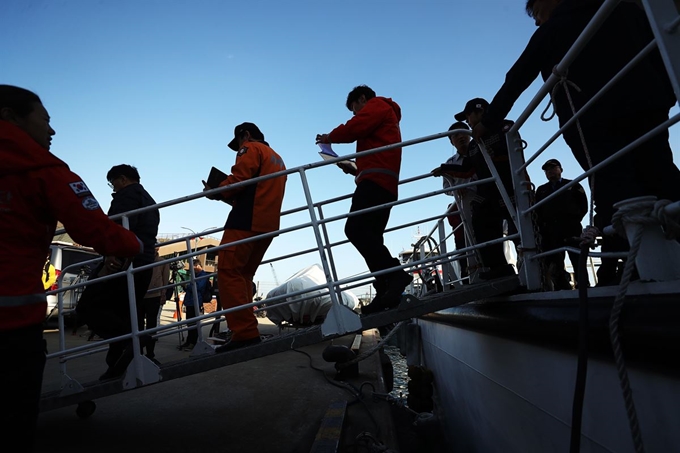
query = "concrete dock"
xmin=34 ymin=303 xmax=405 ymax=453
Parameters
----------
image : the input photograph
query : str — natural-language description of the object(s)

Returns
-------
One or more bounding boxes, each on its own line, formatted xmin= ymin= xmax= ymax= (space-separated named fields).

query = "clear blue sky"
xmin=2 ymin=0 xmax=678 ymax=296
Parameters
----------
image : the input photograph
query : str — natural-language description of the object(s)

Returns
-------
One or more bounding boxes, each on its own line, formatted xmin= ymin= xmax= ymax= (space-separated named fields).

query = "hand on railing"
xmin=337 ymin=161 xmax=357 ymax=175
xmin=579 ymin=225 xmax=600 ymax=248
xmin=472 ymin=123 xmax=487 ymax=141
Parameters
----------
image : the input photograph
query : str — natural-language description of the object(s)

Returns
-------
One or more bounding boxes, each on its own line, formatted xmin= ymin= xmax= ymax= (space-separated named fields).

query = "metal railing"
xmin=43 ymin=0 xmax=680 ymax=396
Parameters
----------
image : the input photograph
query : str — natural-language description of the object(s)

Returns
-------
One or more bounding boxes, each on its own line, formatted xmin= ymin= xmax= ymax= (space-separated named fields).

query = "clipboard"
xmin=317 ymin=144 xmax=357 ymax=171
xmin=206 ymin=167 xmax=228 ymax=188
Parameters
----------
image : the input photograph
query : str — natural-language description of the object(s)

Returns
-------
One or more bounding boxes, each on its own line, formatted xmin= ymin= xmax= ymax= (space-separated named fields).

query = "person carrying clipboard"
xmin=202 ymin=122 xmax=286 ymax=352
xmin=316 ymin=85 xmax=412 ymax=315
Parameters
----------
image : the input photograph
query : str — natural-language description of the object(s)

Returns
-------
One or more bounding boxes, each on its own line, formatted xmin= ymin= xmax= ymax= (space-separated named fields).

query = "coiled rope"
xmin=606 ymin=197 xmax=680 ymax=453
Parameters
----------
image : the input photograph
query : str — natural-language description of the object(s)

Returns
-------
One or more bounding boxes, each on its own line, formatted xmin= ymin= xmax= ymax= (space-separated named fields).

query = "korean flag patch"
xmin=69 ymin=181 xmax=91 ymax=195
xmin=81 ymin=196 xmax=100 ymax=211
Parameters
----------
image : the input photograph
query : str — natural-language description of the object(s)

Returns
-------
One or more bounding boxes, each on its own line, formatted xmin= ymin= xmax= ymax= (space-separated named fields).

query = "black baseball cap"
xmin=454 ymin=98 xmax=490 ymax=121
xmin=448 ymin=121 xmax=470 ymax=131
xmin=541 ymin=158 xmax=562 ymax=170
xmin=227 ymin=122 xmax=264 ymax=151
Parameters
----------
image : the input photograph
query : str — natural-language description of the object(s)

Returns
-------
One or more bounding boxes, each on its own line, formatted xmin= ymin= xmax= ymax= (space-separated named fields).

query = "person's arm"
xmin=162 ymin=263 xmax=171 ymax=287
xmin=477 ymin=27 xmax=548 ymax=137
xmin=575 ymin=182 xmax=589 ymax=220
xmin=216 ymin=145 xmax=263 ymax=200
xmin=327 ymin=100 xmax=390 ymax=144
xmin=45 ymin=167 xmax=142 ymax=258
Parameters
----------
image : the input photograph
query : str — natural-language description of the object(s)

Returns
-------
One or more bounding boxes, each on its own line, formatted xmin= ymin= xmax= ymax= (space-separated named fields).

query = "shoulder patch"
xmin=81 ymin=196 xmax=100 ymax=211
xmin=69 ymin=181 xmax=91 ymax=195
xmin=237 ymin=146 xmax=248 ymax=157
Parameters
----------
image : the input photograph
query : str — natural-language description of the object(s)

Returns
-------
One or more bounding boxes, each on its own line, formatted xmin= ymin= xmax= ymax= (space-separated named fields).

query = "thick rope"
xmin=337 ymin=321 xmax=407 ymax=369
xmin=608 ymin=222 xmax=645 ymax=453
xmin=606 ymin=197 xmax=676 ymax=453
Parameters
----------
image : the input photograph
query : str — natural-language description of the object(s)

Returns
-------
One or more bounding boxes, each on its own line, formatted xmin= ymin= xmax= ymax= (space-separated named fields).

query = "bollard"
xmin=613 ymin=196 xmax=680 ymax=281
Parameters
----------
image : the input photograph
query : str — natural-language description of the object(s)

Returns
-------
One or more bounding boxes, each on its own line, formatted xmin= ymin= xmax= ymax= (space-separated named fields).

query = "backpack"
xmin=201 ymin=279 xmax=213 ymax=303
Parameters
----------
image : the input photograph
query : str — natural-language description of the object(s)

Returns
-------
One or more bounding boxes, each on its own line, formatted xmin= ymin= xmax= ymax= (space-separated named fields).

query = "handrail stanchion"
xmin=437 ymin=218 xmax=453 ymax=289
xmin=506 ymin=129 xmax=542 ymax=291
xmin=641 ymin=0 xmax=680 ymax=102
xmin=122 ymin=215 xmax=159 ymax=388
xmin=297 ymin=168 xmax=361 ymax=337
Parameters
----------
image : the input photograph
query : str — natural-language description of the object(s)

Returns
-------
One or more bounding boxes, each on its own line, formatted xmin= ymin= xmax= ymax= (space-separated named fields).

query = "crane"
xmin=270 ymin=263 xmax=280 ymax=286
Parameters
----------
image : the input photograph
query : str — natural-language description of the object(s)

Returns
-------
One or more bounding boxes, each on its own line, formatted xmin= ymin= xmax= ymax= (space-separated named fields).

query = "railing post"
xmin=641 ymin=0 xmax=680 ymax=104
xmin=507 ymin=130 xmax=542 ymax=290
xmin=297 ymin=169 xmax=361 ymax=337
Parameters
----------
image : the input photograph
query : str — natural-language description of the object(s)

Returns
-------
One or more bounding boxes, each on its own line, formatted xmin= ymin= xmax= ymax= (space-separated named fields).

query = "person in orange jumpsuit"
xmin=0 ymin=84 xmax=142 ymax=449
xmin=204 ymin=123 xmax=286 ymax=352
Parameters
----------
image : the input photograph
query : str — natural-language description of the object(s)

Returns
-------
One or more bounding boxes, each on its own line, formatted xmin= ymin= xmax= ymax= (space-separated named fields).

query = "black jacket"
xmin=109 ymin=183 xmax=159 ymax=265
xmin=535 ymin=178 xmax=588 ymax=235
xmin=441 ymin=120 xmax=516 ymax=200
xmin=483 ymin=0 xmax=674 ymax=138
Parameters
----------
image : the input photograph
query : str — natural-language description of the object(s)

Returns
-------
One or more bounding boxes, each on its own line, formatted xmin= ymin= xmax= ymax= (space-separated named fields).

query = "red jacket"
xmin=219 ymin=140 xmax=287 ymax=233
xmin=0 ymin=121 xmax=142 ymax=331
xmin=328 ymin=96 xmax=402 ymax=196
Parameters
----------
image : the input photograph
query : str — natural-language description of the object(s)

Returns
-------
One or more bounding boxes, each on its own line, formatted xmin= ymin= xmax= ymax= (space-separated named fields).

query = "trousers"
xmin=218 ymin=229 xmax=272 ymax=341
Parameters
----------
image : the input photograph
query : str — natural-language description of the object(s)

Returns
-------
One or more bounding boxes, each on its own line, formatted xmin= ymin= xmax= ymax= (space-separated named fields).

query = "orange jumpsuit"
xmin=216 ymin=140 xmax=286 ymax=341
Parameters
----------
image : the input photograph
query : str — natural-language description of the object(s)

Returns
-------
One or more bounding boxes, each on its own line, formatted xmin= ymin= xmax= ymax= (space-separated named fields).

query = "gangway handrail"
xmin=515 ymin=39 xmax=659 ymax=174
xmin=522 ymin=112 xmax=680 ymax=216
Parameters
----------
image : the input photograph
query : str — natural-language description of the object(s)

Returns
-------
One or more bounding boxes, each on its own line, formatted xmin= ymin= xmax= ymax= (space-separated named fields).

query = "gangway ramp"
xmin=39 ymin=276 xmax=520 ymax=414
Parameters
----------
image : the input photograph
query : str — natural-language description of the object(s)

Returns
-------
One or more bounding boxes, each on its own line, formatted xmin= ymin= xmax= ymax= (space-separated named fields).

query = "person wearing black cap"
xmin=445 ymin=97 xmax=522 ymax=280
xmin=472 ymin=0 xmax=680 ymax=285
xmin=535 ymin=158 xmax=589 ymax=290
xmin=316 ymin=85 xmax=412 ymax=314
xmin=203 ymin=122 xmax=286 ymax=352
xmin=432 ymin=121 xmax=480 ymax=282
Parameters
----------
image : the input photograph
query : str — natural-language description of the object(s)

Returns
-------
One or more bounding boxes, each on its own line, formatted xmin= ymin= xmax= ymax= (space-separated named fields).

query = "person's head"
xmin=541 ymin=158 xmax=563 ymax=182
xmin=454 ymin=98 xmax=489 ymax=128
xmin=227 ymin=122 xmax=265 ymax=151
xmin=0 ymin=85 xmax=55 ymax=150
xmin=526 ymin=0 xmax=561 ymax=26
xmin=106 ymin=164 xmax=140 ymax=193
xmin=448 ymin=121 xmax=471 ymax=154
xmin=193 ymin=259 xmax=203 ymax=271
xmin=345 ymin=85 xmax=376 ymax=115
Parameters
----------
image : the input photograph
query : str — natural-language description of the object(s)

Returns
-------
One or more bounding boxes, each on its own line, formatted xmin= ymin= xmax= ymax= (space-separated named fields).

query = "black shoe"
xmin=177 ymin=342 xmax=192 ymax=350
xmin=479 ymin=264 xmax=515 ymax=280
xmin=214 ymin=336 xmax=261 ymax=353
xmin=215 ymin=330 xmax=233 ymax=341
xmin=360 ymin=294 xmax=387 ymax=315
xmin=382 ymin=271 xmax=413 ymax=302
xmin=99 ymin=367 xmax=124 ymax=381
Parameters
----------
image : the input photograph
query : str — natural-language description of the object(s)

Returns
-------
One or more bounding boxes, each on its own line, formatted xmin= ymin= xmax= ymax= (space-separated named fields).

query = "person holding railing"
xmin=472 ymin=0 xmax=680 ymax=286
xmin=432 ymin=121 xmax=481 ymax=283
xmin=75 ymin=164 xmax=159 ymax=380
xmin=316 ymin=85 xmax=413 ymax=315
xmin=442 ymin=98 xmax=521 ymax=281
xmin=0 ymin=85 xmax=143 ymax=452
xmin=204 ymin=122 xmax=286 ymax=352
xmin=536 ymin=158 xmax=589 ymax=290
